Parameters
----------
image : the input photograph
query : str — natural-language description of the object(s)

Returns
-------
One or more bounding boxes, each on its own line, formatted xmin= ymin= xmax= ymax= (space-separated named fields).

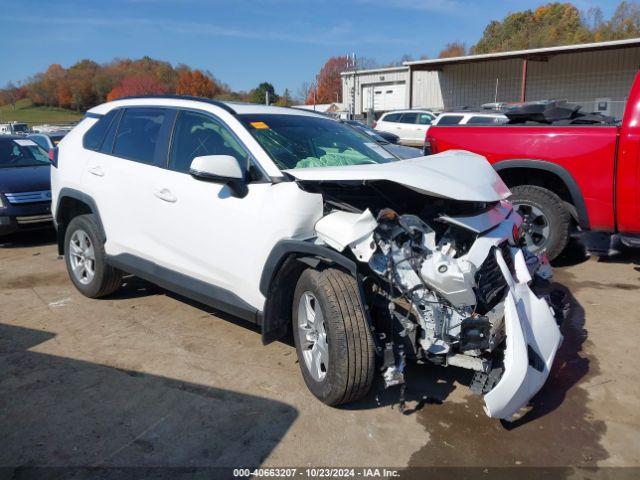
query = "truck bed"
xmin=427 ymin=125 xmax=619 ymax=231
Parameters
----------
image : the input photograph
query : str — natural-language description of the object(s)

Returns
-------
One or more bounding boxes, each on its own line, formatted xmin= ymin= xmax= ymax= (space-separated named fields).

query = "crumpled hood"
xmin=285 ymin=150 xmax=510 ymax=202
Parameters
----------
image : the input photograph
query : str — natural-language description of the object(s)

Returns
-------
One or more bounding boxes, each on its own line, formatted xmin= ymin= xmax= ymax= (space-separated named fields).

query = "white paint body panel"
xmin=483 ymin=249 xmax=563 ymax=419
xmin=286 ymin=151 xmax=511 ymax=202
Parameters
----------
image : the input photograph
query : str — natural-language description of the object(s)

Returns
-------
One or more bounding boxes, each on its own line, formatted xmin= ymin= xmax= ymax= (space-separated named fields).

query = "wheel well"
xmin=498 ymin=167 xmax=578 ymax=222
xmin=261 ymin=253 xmax=355 ymax=345
xmin=499 ymin=168 xmax=571 ymax=203
xmin=55 ymin=197 xmax=93 ymax=255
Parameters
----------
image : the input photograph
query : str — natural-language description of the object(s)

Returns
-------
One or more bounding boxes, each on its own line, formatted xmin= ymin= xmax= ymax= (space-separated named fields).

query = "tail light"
xmin=49 ymin=147 xmax=58 ymax=168
xmin=426 ymin=135 xmax=438 ymax=154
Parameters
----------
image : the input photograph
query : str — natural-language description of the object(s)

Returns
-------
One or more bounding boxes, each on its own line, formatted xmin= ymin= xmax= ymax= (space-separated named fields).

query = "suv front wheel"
xmin=64 ymin=214 xmax=122 ymax=298
xmin=293 ymin=268 xmax=375 ymax=406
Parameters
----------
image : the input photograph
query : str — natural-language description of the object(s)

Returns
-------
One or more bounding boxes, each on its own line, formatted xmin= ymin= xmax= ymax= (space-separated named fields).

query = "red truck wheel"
xmin=510 ymin=185 xmax=571 ymax=261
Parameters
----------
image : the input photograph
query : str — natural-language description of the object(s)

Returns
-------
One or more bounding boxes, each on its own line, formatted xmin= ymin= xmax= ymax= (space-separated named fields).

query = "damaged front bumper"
xmin=483 ymin=248 xmax=563 ymax=420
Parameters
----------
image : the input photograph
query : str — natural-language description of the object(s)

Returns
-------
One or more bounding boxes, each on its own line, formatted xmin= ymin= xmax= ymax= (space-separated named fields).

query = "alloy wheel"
xmin=69 ymin=229 xmax=96 ymax=285
xmin=297 ymin=291 xmax=329 ymax=382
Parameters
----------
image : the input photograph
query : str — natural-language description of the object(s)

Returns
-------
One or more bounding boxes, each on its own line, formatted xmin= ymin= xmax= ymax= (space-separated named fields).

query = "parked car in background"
xmin=343 ymin=120 xmax=422 ymax=159
xmin=425 ymin=72 xmax=640 ymax=260
xmin=28 ymin=131 xmax=68 ymax=151
xmin=52 ymin=96 xmax=561 ymax=420
xmin=344 ymin=120 xmax=400 ymax=144
xmin=0 ymin=136 xmax=53 ymax=236
xmin=432 ymin=112 xmax=508 ymax=126
xmin=373 ymin=109 xmax=436 ymax=146
xmin=423 ymin=112 xmax=508 ymax=154
xmin=0 ymin=122 xmax=30 ymax=136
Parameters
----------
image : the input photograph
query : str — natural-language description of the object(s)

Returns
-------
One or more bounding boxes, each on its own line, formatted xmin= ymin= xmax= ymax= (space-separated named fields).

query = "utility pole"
xmin=351 ymin=52 xmax=357 ymax=120
xmin=265 ymin=90 xmax=270 ymax=105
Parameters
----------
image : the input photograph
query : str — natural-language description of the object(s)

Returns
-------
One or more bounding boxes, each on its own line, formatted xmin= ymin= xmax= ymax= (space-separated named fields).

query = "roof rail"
xmin=114 ymin=95 xmax=237 ymax=115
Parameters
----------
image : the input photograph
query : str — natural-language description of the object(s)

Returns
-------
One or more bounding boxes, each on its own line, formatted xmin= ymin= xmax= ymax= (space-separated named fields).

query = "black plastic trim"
xmin=107 ymin=253 xmax=259 ymax=324
xmin=494 ymin=159 xmax=590 ymax=229
xmin=259 ymin=239 xmax=357 ymax=297
xmin=55 ymin=188 xmax=106 ymax=256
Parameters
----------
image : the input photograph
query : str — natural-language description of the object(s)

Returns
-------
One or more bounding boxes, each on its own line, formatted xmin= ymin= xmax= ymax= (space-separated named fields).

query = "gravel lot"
xmin=1 ymin=229 xmax=639 ymax=473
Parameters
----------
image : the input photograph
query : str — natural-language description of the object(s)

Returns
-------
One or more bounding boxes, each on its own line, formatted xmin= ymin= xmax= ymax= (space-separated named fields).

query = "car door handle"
xmin=88 ymin=166 xmax=105 ymax=177
xmin=154 ymin=188 xmax=177 ymax=203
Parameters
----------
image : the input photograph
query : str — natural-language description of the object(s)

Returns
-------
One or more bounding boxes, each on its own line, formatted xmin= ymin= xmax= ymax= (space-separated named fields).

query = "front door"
xmin=146 ymin=110 xmax=284 ymax=310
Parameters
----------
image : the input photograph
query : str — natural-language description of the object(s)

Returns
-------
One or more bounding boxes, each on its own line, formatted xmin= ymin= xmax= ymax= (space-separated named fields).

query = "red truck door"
xmin=616 ymin=72 xmax=640 ymax=234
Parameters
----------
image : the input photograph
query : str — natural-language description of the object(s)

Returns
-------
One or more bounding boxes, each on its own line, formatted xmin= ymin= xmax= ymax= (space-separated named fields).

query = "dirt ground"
xmin=1 ymin=229 xmax=639 ymax=475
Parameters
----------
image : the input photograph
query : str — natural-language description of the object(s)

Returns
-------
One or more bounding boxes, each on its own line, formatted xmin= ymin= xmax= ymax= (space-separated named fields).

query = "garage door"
xmin=362 ymin=83 xmax=406 ymax=112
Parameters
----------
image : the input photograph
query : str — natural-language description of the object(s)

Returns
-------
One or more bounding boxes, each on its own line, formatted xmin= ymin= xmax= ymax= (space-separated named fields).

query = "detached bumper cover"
xmin=483 ymin=249 xmax=563 ymax=419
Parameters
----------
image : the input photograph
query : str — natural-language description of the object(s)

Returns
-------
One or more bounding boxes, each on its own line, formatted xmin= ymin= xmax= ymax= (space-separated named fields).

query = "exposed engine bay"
xmin=302 ymin=179 xmax=563 ymax=420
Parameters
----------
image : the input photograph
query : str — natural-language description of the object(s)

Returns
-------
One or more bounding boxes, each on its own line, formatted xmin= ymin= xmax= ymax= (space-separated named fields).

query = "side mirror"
xmin=189 ymin=155 xmax=247 ymax=197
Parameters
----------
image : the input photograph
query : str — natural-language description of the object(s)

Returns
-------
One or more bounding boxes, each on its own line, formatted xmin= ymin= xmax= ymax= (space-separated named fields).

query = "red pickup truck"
xmin=426 ymin=73 xmax=640 ymax=260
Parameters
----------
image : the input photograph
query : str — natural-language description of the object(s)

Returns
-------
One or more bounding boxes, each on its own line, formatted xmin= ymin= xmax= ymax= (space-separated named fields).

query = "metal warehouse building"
xmin=342 ymin=38 xmax=640 ymax=120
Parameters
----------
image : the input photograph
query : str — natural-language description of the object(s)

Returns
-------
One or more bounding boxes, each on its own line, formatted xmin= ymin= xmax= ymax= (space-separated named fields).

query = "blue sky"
xmin=1 ymin=0 xmax=622 ymax=95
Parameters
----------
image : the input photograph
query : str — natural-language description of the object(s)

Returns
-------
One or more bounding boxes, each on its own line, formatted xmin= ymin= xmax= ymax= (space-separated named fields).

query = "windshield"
xmin=13 ymin=124 xmax=29 ymax=133
xmin=0 ymin=139 xmax=50 ymax=168
xmin=239 ymin=114 xmax=398 ymax=170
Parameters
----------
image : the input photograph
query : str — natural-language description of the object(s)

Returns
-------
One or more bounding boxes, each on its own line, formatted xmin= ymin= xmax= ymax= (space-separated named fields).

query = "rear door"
xmin=82 ymin=107 xmax=174 ymax=258
xmin=397 ymin=112 xmax=418 ymax=145
xmin=375 ymin=112 xmax=401 ymax=135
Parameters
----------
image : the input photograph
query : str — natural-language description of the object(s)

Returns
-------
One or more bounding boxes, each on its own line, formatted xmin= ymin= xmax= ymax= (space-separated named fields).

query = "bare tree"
xmin=1 ymin=82 xmax=20 ymax=110
xmin=296 ymin=82 xmax=311 ymax=104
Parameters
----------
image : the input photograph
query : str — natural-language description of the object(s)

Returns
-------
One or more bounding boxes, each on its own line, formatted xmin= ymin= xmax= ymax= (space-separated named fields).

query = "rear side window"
xmin=399 ymin=113 xmax=418 ymax=124
xmin=382 ymin=113 xmax=401 ymax=122
xmin=99 ymin=109 xmax=122 ymax=154
xmin=83 ymin=109 xmax=118 ymax=151
xmin=113 ymin=108 xmax=166 ymax=165
xmin=467 ymin=116 xmax=506 ymax=125
xmin=437 ymin=115 xmax=464 ymax=125
xmin=418 ymin=113 xmax=433 ymax=125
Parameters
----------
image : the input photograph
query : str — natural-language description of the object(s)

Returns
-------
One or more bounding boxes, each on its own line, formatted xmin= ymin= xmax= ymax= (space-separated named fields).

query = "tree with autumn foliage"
xmin=307 ymin=55 xmax=350 ymax=104
xmin=438 ymin=42 xmax=467 ymax=58
xmin=176 ymin=69 xmax=221 ymax=98
xmin=106 ymin=75 xmax=168 ymax=101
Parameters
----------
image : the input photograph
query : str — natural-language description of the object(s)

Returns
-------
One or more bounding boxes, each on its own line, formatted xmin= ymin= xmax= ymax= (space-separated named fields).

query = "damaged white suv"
xmin=51 ymin=97 xmax=563 ymax=420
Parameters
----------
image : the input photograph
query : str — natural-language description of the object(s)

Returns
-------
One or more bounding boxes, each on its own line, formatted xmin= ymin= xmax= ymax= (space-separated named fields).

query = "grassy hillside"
xmin=0 ymin=99 xmax=83 ymax=126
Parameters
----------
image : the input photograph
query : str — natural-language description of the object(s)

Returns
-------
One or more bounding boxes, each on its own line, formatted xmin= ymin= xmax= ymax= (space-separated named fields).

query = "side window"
xmin=113 ymin=108 xmax=166 ymax=165
xmin=399 ymin=112 xmax=418 ymax=124
xmin=99 ymin=109 xmax=122 ymax=154
xmin=418 ymin=113 xmax=433 ymax=125
xmin=437 ymin=115 xmax=464 ymax=125
xmin=467 ymin=116 xmax=507 ymax=125
xmin=29 ymin=135 xmax=48 ymax=150
xmin=383 ymin=113 xmax=400 ymax=122
xmin=169 ymin=110 xmax=249 ymax=174
xmin=83 ymin=109 xmax=118 ymax=151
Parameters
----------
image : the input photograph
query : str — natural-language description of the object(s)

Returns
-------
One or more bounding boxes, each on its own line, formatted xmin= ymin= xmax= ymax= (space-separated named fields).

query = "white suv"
xmin=374 ymin=110 xmax=437 ymax=146
xmin=51 ymin=96 xmax=562 ymax=420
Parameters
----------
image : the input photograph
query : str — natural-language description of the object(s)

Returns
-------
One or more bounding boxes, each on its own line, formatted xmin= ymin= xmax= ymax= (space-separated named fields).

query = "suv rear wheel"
xmin=293 ymin=267 xmax=375 ymax=406
xmin=64 ymin=214 xmax=122 ymax=298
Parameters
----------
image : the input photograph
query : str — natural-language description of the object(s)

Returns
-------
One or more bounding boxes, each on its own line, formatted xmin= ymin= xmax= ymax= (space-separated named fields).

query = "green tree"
xmin=250 ymin=82 xmax=278 ymax=104
xmin=472 ymin=3 xmax=593 ymax=54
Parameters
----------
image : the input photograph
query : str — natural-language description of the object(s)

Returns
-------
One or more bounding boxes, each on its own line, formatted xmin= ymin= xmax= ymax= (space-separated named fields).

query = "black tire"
xmin=510 ymin=185 xmax=571 ymax=261
xmin=64 ymin=214 xmax=122 ymax=298
xmin=292 ymin=268 xmax=375 ymax=406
